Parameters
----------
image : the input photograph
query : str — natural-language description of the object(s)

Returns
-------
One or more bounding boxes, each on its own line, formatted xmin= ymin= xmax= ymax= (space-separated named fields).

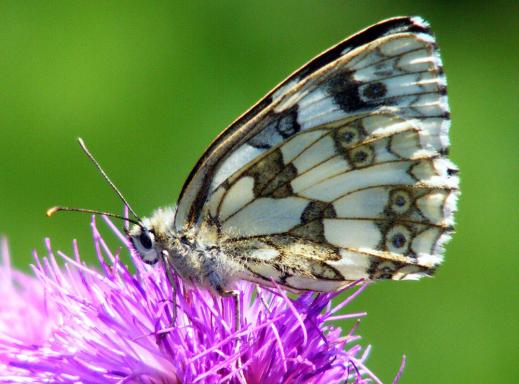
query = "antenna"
xmin=77 ymin=138 xmax=141 ymax=221
xmin=47 ymin=206 xmax=142 ymax=226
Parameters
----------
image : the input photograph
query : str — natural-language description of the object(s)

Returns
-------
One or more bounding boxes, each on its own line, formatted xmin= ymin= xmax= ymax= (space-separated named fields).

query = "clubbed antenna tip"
xmin=46 ymin=206 xmax=60 ymax=217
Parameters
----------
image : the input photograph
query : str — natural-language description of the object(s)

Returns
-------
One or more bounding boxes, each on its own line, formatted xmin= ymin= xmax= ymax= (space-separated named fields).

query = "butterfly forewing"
xmin=175 ymin=17 xmax=458 ymax=291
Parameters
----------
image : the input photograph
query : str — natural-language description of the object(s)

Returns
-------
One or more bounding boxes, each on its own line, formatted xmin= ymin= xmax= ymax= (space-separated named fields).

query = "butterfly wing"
xmin=175 ymin=17 xmax=459 ymax=290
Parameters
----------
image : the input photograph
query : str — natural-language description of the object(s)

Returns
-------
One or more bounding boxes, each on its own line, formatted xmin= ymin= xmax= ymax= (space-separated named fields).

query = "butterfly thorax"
xmin=129 ymin=206 xmax=245 ymax=293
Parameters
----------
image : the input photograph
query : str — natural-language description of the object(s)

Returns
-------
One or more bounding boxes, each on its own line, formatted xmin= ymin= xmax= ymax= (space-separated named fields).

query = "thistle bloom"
xmin=0 ymin=217 xmax=404 ymax=383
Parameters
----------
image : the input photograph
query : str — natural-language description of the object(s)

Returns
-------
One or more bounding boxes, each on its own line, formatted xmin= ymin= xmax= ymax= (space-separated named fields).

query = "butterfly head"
xmin=128 ymin=224 xmax=159 ymax=264
xmin=127 ymin=206 xmax=176 ymax=265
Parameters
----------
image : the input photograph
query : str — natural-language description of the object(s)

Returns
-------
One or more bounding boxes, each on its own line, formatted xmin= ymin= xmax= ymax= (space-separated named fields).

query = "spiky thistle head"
xmin=0 ymin=217 xmax=404 ymax=383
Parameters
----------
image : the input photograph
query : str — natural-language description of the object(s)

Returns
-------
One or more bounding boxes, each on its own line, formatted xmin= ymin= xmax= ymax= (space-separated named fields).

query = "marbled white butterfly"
xmin=50 ymin=16 xmax=459 ymax=299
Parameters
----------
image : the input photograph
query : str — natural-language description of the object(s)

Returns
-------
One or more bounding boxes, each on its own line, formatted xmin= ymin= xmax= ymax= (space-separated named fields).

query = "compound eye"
xmin=139 ymin=230 xmax=154 ymax=250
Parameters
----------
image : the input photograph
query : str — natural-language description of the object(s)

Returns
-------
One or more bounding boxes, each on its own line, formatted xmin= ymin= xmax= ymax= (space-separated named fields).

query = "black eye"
xmin=139 ymin=231 xmax=153 ymax=250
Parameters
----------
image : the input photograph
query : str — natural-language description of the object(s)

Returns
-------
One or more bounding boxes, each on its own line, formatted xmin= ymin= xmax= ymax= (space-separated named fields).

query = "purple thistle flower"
xmin=0 ymin=217 xmax=404 ymax=383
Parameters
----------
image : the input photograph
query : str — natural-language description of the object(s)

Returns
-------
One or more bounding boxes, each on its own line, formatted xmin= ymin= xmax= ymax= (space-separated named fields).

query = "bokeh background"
xmin=1 ymin=1 xmax=518 ymax=382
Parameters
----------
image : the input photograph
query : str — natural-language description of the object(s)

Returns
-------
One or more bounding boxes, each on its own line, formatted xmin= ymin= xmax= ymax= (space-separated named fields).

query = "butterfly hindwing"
xmin=175 ymin=16 xmax=458 ymax=290
xmin=209 ymin=113 xmax=457 ymax=289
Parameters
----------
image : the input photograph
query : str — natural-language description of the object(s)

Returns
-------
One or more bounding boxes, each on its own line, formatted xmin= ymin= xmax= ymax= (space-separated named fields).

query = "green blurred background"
xmin=1 ymin=1 xmax=518 ymax=382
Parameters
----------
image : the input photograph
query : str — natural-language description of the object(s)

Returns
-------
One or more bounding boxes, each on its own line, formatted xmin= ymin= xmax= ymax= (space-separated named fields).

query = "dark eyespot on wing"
xmin=325 ymin=69 xmax=396 ymax=113
xmin=325 ymin=70 xmax=368 ymax=112
xmin=277 ymin=106 xmax=301 ymax=138
xmin=248 ymin=105 xmax=300 ymax=149
xmin=363 ymin=82 xmax=387 ymax=99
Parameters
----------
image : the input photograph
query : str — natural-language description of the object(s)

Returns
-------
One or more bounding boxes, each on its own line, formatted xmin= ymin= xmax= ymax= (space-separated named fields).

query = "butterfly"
xmin=49 ymin=16 xmax=459 ymax=297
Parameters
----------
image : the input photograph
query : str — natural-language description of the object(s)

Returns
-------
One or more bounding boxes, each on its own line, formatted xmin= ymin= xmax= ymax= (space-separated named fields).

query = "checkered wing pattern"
xmin=175 ymin=17 xmax=459 ymax=291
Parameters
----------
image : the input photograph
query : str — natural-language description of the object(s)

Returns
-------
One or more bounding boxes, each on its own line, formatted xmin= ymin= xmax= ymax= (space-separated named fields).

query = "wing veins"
xmin=291 ymin=215 xmax=451 ymax=230
xmin=216 ymin=130 xmax=329 ymax=221
xmin=330 ymin=183 xmax=458 ymax=203
xmin=296 ymin=155 xmax=440 ymax=195
xmin=350 ymin=46 xmax=426 ymax=72
xmin=219 ymin=125 xmax=430 ymax=224
xmin=266 ymin=127 xmax=426 ymax=196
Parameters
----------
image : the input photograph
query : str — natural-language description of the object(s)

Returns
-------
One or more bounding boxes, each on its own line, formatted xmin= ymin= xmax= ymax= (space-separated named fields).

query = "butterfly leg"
xmin=161 ymin=250 xmax=178 ymax=330
xmin=256 ymin=284 xmax=272 ymax=315
xmin=218 ymin=288 xmax=246 ymax=383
